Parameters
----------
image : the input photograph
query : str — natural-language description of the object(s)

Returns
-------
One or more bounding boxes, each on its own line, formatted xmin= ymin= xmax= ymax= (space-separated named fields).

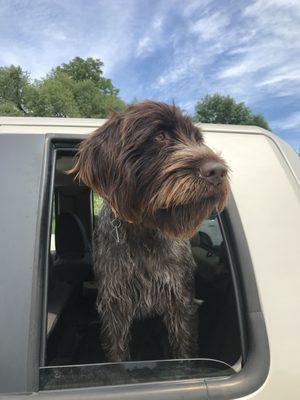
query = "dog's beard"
xmin=143 ymin=189 xmax=228 ymax=240
xmin=139 ymin=165 xmax=229 ymax=239
xmin=111 ymin=166 xmax=229 ymax=239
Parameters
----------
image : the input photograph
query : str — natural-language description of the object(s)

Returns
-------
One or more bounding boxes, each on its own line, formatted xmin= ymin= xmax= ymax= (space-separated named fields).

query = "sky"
xmin=0 ymin=0 xmax=300 ymax=150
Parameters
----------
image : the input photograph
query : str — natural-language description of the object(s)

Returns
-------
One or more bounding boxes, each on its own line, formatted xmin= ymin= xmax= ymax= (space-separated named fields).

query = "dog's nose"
xmin=201 ymin=161 xmax=227 ymax=185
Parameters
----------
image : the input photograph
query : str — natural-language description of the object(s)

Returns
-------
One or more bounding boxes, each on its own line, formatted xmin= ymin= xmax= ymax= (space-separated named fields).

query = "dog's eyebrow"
xmin=173 ymin=127 xmax=203 ymax=144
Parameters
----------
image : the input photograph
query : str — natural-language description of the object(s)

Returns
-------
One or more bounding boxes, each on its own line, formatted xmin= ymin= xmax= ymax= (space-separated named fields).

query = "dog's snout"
xmin=200 ymin=161 xmax=227 ymax=185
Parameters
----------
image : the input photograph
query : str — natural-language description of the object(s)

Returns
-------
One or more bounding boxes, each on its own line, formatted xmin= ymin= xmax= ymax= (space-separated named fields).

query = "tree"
xmin=250 ymin=114 xmax=270 ymax=130
xmin=0 ymin=57 xmax=126 ymax=118
xmin=0 ymin=65 xmax=29 ymax=114
xmin=25 ymin=74 xmax=80 ymax=117
xmin=0 ymin=101 xmax=24 ymax=116
xmin=194 ymin=94 xmax=270 ymax=130
xmin=54 ymin=57 xmax=119 ymax=96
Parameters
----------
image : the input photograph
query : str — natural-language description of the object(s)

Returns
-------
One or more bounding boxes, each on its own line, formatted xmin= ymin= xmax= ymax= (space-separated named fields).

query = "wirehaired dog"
xmin=71 ymin=100 xmax=229 ymax=362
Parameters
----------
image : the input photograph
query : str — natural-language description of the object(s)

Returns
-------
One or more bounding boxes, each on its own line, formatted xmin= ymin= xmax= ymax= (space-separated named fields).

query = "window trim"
xmin=30 ymin=136 xmax=269 ymax=399
xmin=39 ymin=141 xmax=57 ymax=368
xmin=217 ymin=208 xmax=247 ymax=364
xmin=40 ymin=358 xmax=236 ymax=391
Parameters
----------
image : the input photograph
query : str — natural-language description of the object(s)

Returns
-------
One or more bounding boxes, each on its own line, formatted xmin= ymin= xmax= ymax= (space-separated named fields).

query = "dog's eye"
xmin=193 ymin=131 xmax=204 ymax=144
xmin=155 ymin=133 xmax=169 ymax=145
xmin=195 ymin=135 xmax=204 ymax=144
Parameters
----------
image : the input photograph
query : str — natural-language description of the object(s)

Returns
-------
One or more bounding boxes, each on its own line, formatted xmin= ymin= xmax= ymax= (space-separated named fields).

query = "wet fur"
xmin=93 ymin=203 xmax=198 ymax=360
xmin=70 ymin=100 xmax=229 ymax=361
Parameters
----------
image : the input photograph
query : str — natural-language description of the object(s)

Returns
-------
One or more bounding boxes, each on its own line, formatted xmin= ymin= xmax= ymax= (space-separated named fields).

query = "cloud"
xmin=189 ymin=11 xmax=230 ymax=41
xmin=182 ymin=0 xmax=212 ymax=18
xmin=153 ymin=8 xmax=233 ymax=92
xmin=156 ymin=57 xmax=198 ymax=86
xmin=244 ymin=0 xmax=300 ymax=16
xmin=135 ymin=16 xmax=165 ymax=58
xmin=271 ymin=111 xmax=300 ymax=130
xmin=256 ymin=67 xmax=300 ymax=88
xmin=0 ymin=0 xmax=140 ymax=77
xmin=217 ymin=0 xmax=300 ymax=98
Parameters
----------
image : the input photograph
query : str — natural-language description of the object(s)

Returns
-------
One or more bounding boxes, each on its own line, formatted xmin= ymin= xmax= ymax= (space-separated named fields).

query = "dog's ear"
xmin=69 ymin=114 xmax=122 ymax=203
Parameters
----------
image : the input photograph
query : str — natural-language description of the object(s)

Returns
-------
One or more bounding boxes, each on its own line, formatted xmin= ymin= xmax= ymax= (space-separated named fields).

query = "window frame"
xmin=31 ymin=136 xmax=269 ymax=400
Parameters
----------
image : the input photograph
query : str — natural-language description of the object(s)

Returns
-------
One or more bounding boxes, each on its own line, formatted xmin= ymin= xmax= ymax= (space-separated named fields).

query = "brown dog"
xmin=71 ymin=101 xmax=229 ymax=361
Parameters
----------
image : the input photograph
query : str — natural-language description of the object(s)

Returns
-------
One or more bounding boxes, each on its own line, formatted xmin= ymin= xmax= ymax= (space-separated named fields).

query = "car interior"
xmin=45 ymin=151 xmax=242 ymax=371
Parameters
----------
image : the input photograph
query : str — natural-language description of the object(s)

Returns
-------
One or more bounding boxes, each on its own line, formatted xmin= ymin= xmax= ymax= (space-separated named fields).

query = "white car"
xmin=0 ymin=117 xmax=299 ymax=399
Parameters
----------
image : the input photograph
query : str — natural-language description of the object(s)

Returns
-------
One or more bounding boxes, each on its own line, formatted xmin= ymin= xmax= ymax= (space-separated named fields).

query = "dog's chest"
xmin=122 ymin=238 xmax=191 ymax=311
xmin=95 ymin=206 xmax=195 ymax=308
xmin=126 ymin=233 xmax=193 ymax=287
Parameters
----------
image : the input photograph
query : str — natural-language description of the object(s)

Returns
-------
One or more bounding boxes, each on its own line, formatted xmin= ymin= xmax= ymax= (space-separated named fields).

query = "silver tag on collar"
xmin=111 ymin=218 xmax=121 ymax=243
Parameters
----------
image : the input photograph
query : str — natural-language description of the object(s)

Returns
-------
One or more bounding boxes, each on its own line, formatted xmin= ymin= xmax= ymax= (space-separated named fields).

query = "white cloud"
xmin=189 ymin=11 xmax=230 ymax=41
xmin=271 ymin=111 xmax=300 ymax=130
xmin=214 ymin=0 xmax=300 ymax=104
xmin=147 ymin=0 xmax=300 ymax=147
xmin=244 ymin=0 xmax=300 ymax=17
xmin=255 ymin=65 xmax=300 ymax=98
xmin=0 ymin=0 xmax=140 ymax=77
xmin=135 ymin=15 xmax=165 ymax=58
xmin=136 ymin=37 xmax=152 ymax=56
xmin=156 ymin=57 xmax=198 ymax=86
xmin=182 ymin=0 xmax=212 ymax=17
xmin=154 ymin=8 xmax=232 ymax=88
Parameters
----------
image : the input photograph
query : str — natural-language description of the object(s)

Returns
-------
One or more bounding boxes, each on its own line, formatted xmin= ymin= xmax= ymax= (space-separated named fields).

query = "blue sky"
xmin=0 ymin=0 xmax=300 ymax=150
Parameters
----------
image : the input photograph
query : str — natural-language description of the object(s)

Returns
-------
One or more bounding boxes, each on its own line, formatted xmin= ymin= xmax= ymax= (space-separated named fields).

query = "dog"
xmin=71 ymin=100 xmax=229 ymax=362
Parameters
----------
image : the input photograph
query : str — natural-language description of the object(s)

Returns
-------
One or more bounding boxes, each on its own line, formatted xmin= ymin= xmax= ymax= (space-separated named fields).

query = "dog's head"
xmin=71 ymin=100 xmax=229 ymax=239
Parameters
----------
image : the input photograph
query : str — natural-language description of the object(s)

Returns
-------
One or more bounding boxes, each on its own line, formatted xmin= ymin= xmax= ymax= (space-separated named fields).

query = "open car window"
xmin=41 ymin=146 xmax=245 ymax=393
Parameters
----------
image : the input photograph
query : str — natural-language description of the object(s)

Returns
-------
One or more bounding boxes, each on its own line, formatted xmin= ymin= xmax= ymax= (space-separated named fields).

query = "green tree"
xmin=194 ymin=94 xmax=270 ymax=130
xmin=72 ymin=79 xmax=103 ymax=117
xmin=0 ymin=101 xmax=24 ymax=116
xmin=25 ymin=75 xmax=80 ymax=117
xmin=0 ymin=65 xmax=29 ymax=114
xmin=250 ymin=114 xmax=270 ymax=130
xmin=0 ymin=57 xmax=126 ymax=118
xmin=54 ymin=56 xmax=119 ymax=96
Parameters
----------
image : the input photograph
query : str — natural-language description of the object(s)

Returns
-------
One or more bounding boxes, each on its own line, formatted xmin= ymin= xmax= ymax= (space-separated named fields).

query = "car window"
xmin=41 ymin=149 xmax=244 ymax=392
xmin=93 ymin=192 xmax=103 ymax=224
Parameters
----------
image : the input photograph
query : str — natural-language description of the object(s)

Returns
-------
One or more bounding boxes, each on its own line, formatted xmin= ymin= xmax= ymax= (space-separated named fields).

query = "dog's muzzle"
xmin=199 ymin=160 xmax=228 ymax=186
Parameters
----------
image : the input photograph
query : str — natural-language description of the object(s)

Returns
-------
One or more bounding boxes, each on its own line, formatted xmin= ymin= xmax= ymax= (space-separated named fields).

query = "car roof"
xmin=0 ymin=116 xmax=268 ymax=136
xmin=0 ymin=116 xmax=298 ymax=186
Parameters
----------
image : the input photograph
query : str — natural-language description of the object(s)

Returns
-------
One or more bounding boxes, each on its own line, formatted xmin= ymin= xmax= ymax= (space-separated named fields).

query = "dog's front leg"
xmin=163 ymin=301 xmax=198 ymax=359
xmin=99 ymin=300 xmax=134 ymax=362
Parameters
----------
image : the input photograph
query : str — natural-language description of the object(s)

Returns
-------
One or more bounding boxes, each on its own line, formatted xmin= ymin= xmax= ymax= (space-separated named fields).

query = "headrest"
xmin=55 ymin=212 xmax=90 ymax=258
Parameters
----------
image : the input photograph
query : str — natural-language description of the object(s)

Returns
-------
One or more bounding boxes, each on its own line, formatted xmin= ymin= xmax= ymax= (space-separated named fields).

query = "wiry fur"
xmin=70 ymin=100 xmax=229 ymax=361
xmin=93 ymin=204 xmax=198 ymax=361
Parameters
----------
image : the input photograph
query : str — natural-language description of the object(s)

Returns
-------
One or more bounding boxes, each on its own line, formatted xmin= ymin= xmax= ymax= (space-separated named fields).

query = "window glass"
xmin=200 ymin=215 xmax=223 ymax=246
xmin=40 ymin=358 xmax=235 ymax=391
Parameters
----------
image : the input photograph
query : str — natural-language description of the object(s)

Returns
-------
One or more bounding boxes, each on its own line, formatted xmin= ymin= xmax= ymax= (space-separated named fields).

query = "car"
xmin=0 ymin=116 xmax=299 ymax=400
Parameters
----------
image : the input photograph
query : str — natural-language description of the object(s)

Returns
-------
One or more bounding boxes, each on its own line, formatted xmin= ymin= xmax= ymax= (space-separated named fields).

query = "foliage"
xmin=93 ymin=193 xmax=103 ymax=220
xmin=0 ymin=65 xmax=29 ymax=113
xmin=54 ymin=57 xmax=119 ymax=96
xmin=0 ymin=101 xmax=24 ymax=116
xmin=0 ymin=57 xmax=126 ymax=118
xmin=25 ymin=75 xmax=80 ymax=117
xmin=194 ymin=94 xmax=270 ymax=130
